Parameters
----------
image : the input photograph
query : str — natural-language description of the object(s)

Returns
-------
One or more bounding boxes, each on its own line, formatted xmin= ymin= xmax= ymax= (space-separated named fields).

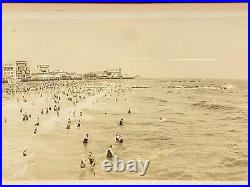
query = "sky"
xmin=2 ymin=3 xmax=248 ymax=79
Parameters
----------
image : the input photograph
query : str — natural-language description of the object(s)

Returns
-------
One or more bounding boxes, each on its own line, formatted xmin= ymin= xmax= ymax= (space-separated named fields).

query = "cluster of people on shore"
xmin=3 ymin=80 xmax=132 ymax=176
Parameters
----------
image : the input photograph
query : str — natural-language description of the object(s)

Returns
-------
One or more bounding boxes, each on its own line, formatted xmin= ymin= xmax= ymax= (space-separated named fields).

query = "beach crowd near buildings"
xmin=2 ymin=60 xmax=133 ymax=84
xmin=2 ymin=61 xmax=247 ymax=181
xmin=2 ymin=60 xmax=134 ymax=177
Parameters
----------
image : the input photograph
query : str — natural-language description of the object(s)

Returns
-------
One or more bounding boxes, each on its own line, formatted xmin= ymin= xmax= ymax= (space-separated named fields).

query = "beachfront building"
xmin=103 ymin=68 xmax=122 ymax=79
xmin=31 ymin=73 xmax=54 ymax=81
xmin=84 ymin=72 xmax=98 ymax=79
xmin=31 ymin=69 xmax=82 ymax=81
xmin=50 ymin=70 xmax=82 ymax=80
xmin=37 ymin=64 xmax=50 ymax=74
xmin=84 ymin=68 xmax=123 ymax=79
xmin=2 ymin=63 xmax=16 ymax=82
xmin=51 ymin=70 xmax=70 ymax=80
xmin=16 ymin=60 xmax=31 ymax=81
xmin=31 ymin=64 xmax=52 ymax=80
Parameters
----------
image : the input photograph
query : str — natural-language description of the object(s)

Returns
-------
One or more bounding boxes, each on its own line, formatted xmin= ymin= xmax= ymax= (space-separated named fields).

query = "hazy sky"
xmin=2 ymin=3 xmax=248 ymax=79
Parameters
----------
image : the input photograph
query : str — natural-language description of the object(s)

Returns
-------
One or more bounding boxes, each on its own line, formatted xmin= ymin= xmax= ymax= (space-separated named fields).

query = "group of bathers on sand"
xmin=5 ymin=80 xmax=133 ymax=175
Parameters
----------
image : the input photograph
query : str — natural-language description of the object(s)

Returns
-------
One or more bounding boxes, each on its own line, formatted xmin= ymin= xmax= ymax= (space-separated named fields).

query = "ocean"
xmin=2 ymin=78 xmax=248 ymax=181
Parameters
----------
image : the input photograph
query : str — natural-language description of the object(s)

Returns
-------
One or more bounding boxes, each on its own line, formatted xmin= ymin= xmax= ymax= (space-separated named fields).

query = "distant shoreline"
xmin=2 ymin=77 xmax=247 ymax=85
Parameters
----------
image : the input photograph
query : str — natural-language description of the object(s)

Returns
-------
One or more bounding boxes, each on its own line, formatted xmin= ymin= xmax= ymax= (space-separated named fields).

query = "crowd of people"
xmin=3 ymin=79 xmax=131 ymax=176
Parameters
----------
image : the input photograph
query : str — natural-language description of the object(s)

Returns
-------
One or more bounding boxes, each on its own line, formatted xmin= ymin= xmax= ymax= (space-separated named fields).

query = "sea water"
xmin=2 ymin=78 xmax=248 ymax=181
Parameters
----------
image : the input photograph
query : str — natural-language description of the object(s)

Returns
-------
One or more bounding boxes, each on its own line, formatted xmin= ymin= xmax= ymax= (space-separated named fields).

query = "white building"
xmin=16 ymin=60 xmax=31 ymax=80
xmin=36 ymin=64 xmax=50 ymax=74
xmin=31 ymin=64 xmax=51 ymax=80
xmin=2 ymin=63 xmax=16 ymax=82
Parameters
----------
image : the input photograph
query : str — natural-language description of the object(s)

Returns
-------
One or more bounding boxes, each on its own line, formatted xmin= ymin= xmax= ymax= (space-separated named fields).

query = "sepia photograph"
xmin=2 ymin=3 xmax=248 ymax=184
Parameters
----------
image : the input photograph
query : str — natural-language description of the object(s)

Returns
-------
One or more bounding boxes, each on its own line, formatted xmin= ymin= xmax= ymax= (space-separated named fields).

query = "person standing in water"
xmin=66 ymin=118 xmax=71 ymax=129
xmin=119 ymin=118 xmax=124 ymax=126
xmin=88 ymin=152 xmax=95 ymax=167
xmin=77 ymin=120 xmax=81 ymax=128
xmin=83 ymin=134 xmax=89 ymax=143
xmin=23 ymin=149 xmax=27 ymax=157
xmin=88 ymin=152 xmax=96 ymax=176
xmin=115 ymin=133 xmax=123 ymax=143
xmin=80 ymin=154 xmax=86 ymax=169
xmin=35 ymin=118 xmax=40 ymax=126
xmin=128 ymin=108 xmax=131 ymax=114
xmin=106 ymin=145 xmax=116 ymax=158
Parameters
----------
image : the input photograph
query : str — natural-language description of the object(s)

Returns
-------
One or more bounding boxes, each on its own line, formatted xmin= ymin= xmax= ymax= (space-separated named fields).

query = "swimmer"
xmin=77 ymin=120 xmax=81 ymax=128
xmin=35 ymin=118 xmax=40 ymax=126
xmin=23 ymin=149 xmax=27 ymax=157
xmin=66 ymin=118 xmax=71 ymax=129
xmin=80 ymin=159 xmax=86 ymax=169
xmin=119 ymin=118 xmax=124 ymax=126
xmin=128 ymin=108 xmax=131 ymax=114
xmin=106 ymin=145 xmax=116 ymax=158
xmin=83 ymin=134 xmax=89 ymax=143
xmin=23 ymin=114 xmax=28 ymax=121
xmin=88 ymin=152 xmax=95 ymax=167
xmin=115 ymin=133 xmax=123 ymax=143
xmin=80 ymin=154 xmax=87 ymax=169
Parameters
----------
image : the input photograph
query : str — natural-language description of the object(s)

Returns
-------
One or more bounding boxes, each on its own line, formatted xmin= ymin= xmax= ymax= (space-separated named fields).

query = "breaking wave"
xmin=192 ymin=101 xmax=236 ymax=111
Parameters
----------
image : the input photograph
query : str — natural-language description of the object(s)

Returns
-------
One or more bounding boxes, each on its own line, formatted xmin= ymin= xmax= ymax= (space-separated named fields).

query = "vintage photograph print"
xmin=2 ymin=3 xmax=248 ymax=184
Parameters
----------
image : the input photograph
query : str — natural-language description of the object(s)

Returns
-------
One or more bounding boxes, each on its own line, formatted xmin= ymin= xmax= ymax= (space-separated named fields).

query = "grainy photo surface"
xmin=2 ymin=3 xmax=248 ymax=184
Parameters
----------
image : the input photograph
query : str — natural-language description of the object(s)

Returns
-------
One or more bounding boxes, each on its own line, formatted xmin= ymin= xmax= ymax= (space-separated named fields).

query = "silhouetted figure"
xmin=23 ymin=149 xmax=27 ymax=157
xmin=88 ymin=152 xmax=95 ymax=167
xmin=66 ymin=118 xmax=71 ymax=129
xmin=106 ymin=145 xmax=115 ymax=158
xmin=35 ymin=118 xmax=40 ymax=126
xmin=115 ymin=133 xmax=123 ymax=143
xmin=83 ymin=134 xmax=89 ymax=143
xmin=119 ymin=118 xmax=124 ymax=126
xmin=77 ymin=120 xmax=81 ymax=128
xmin=128 ymin=108 xmax=131 ymax=114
